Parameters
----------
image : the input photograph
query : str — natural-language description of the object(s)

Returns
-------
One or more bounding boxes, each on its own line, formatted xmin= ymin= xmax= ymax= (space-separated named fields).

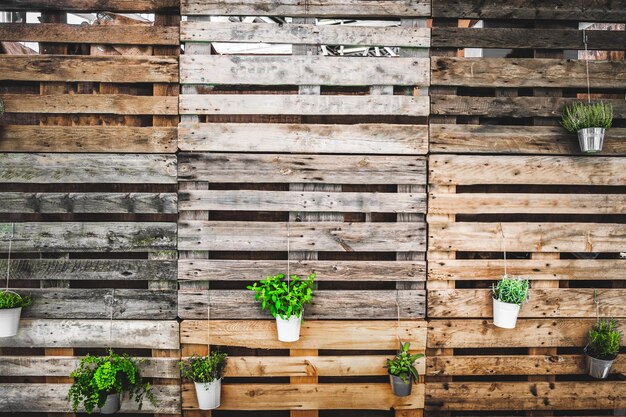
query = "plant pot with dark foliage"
xmin=68 ymin=350 xmax=156 ymax=414
xmin=0 ymin=290 xmax=32 ymax=337
xmin=491 ymin=276 xmax=529 ymax=329
xmin=584 ymin=319 xmax=622 ymax=379
xmin=248 ymin=273 xmax=315 ymax=342
xmin=561 ymin=101 xmax=613 ymax=153
xmin=385 ymin=342 xmax=424 ymax=397
xmin=180 ymin=351 xmax=227 ymax=410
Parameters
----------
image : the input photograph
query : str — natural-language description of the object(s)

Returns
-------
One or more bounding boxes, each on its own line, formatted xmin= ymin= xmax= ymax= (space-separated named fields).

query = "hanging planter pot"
xmin=276 ymin=313 xmax=302 ymax=342
xmin=561 ymin=101 xmax=613 ymax=153
xmin=0 ymin=291 xmax=32 ymax=338
xmin=583 ymin=319 xmax=621 ymax=379
xmin=577 ymin=127 xmax=605 ymax=153
xmin=194 ymin=379 xmax=222 ymax=410
xmin=584 ymin=350 xmax=614 ymax=379
xmin=99 ymin=393 xmax=121 ymax=414
xmin=491 ymin=276 xmax=529 ymax=330
xmin=385 ymin=342 xmax=423 ymax=398
xmin=389 ymin=374 xmax=412 ymax=397
xmin=180 ymin=352 xmax=227 ymax=411
xmin=492 ymin=298 xmax=521 ymax=329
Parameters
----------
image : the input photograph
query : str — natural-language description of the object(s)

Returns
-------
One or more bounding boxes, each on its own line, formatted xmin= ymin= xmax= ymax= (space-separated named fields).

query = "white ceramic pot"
xmin=276 ymin=313 xmax=302 ymax=342
xmin=99 ymin=393 xmax=121 ymax=414
xmin=492 ymin=298 xmax=521 ymax=329
xmin=194 ymin=379 xmax=221 ymax=410
xmin=0 ymin=307 xmax=22 ymax=337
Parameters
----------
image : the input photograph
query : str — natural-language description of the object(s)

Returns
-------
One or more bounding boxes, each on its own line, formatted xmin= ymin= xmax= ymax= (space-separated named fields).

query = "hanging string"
xmin=286 ymin=221 xmax=290 ymax=291
xmin=583 ymin=29 xmax=592 ymax=104
xmin=497 ymin=223 xmax=508 ymax=277
xmin=5 ymin=223 xmax=14 ymax=291
xmin=109 ymin=287 xmax=115 ymax=343
xmin=207 ymin=262 xmax=211 ymax=351
xmin=395 ymin=289 xmax=401 ymax=346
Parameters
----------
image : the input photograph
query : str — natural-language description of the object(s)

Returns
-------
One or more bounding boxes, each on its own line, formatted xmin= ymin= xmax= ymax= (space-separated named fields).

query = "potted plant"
xmin=584 ymin=319 xmax=621 ymax=379
xmin=491 ymin=275 xmax=530 ymax=329
xmin=385 ymin=342 xmax=424 ymax=397
xmin=247 ymin=273 xmax=315 ymax=342
xmin=561 ymin=101 xmax=613 ymax=153
xmin=180 ymin=351 xmax=228 ymax=410
xmin=0 ymin=290 xmax=32 ymax=337
xmin=68 ymin=350 xmax=156 ymax=414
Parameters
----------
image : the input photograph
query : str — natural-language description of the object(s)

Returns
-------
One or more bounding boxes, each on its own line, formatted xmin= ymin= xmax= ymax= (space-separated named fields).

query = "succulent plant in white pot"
xmin=491 ymin=276 xmax=530 ymax=329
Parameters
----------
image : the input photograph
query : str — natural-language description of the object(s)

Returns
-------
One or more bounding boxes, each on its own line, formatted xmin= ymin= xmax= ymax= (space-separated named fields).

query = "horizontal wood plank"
xmin=0 ymin=153 xmax=177 ymax=183
xmin=179 ymin=189 xmax=426 ymax=213
xmin=0 ymin=56 xmax=178 ymax=83
xmin=0 ymin=319 xmax=179 ymax=349
xmin=178 ymin=122 xmax=428 ymax=154
xmin=431 ymin=57 xmax=626 ymax=89
xmin=183 ymin=383 xmax=424 ymax=410
xmin=179 ymin=153 xmax=426 ymax=184
xmin=429 ymin=222 xmax=626 ymax=253
xmin=0 ymin=222 xmax=176 ymax=252
xmin=179 ymin=221 xmax=426 ymax=252
xmin=429 ymin=155 xmax=626 ymax=185
xmin=2 ymin=0 xmax=179 ymax=11
xmin=182 ymin=320 xmax=427 ymax=350
xmin=181 ymin=21 xmax=430 ymax=47
xmin=429 ymin=125 xmax=626 ymax=155
xmin=181 ymin=56 xmax=429 ymax=86
xmin=179 ymin=94 xmax=429 ymax=116
xmin=178 ymin=289 xmax=425 ymax=319
xmin=178 ymin=259 xmax=425 ymax=283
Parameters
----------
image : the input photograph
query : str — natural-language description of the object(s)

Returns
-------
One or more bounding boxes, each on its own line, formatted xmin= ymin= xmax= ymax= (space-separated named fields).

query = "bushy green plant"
xmin=385 ymin=342 xmax=424 ymax=384
xmin=179 ymin=352 xmax=227 ymax=386
xmin=491 ymin=275 xmax=530 ymax=305
xmin=247 ymin=273 xmax=315 ymax=320
xmin=68 ymin=350 xmax=156 ymax=413
xmin=0 ymin=290 xmax=32 ymax=309
xmin=586 ymin=319 xmax=622 ymax=361
xmin=0 ymin=98 xmax=4 ymax=115
xmin=561 ymin=101 xmax=613 ymax=133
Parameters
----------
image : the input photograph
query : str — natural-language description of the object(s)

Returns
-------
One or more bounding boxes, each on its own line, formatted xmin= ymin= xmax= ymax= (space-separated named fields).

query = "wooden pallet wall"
xmin=0 ymin=1 xmax=180 ymax=416
xmin=427 ymin=1 xmax=626 ymax=416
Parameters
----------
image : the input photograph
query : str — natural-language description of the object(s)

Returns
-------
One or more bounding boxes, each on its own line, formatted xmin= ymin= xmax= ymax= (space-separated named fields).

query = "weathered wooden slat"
xmin=1 ymin=94 xmax=177 ymax=115
xmin=432 ymin=27 xmax=626 ymax=49
xmin=182 ymin=320 xmax=427 ymax=350
xmin=0 ymin=126 xmax=177 ymax=153
xmin=0 ymin=192 xmax=177 ymax=213
xmin=429 ymin=193 xmax=626 ymax=214
xmin=428 ymin=259 xmax=625 ymax=281
xmin=179 ymin=153 xmax=426 ymax=184
xmin=21 ymin=288 xmax=177 ymax=319
xmin=0 ymin=222 xmax=176 ymax=252
xmin=182 ymin=0 xmax=431 ymax=16
xmin=0 ymin=153 xmax=177 ymax=183
xmin=429 ymin=125 xmax=626 ymax=155
xmin=179 ymin=221 xmax=426 ymax=252
xmin=0 ymin=259 xmax=176 ymax=281
xmin=179 ymin=94 xmax=429 ymax=116
xmin=179 ymin=189 xmax=426 ymax=213
xmin=425 ymin=381 xmax=626 ymax=410
xmin=178 ymin=122 xmax=429 ymax=154
xmin=0 ymin=384 xmax=179 ymax=413
xmin=428 ymin=289 xmax=626 ymax=319
xmin=181 ymin=56 xmax=429 ymax=86
xmin=181 ymin=21 xmax=430 ymax=47
xmin=427 ymin=319 xmax=626 ymax=348
xmin=178 ymin=289 xmax=425 ymax=319
xmin=431 ymin=57 xmax=626 ymax=88
xmin=0 ymin=319 xmax=179 ymax=349
xmin=182 ymin=383 xmax=424 ymax=410
xmin=429 ymin=222 xmax=626 ymax=253
xmin=427 ymin=354 xmax=626 ymax=376
xmin=2 ymin=0 xmax=179 ymax=11
xmin=0 ymin=56 xmax=178 ymax=83
xmin=429 ymin=155 xmax=626 ymax=185
xmin=431 ymin=0 xmax=626 ymax=21
xmin=0 ymin=23 xmax=179 ymax=45
xmin=178 ymin=259 xmax=425 ymax=283
xmin=0 ymin=356 xmax=179 ymax=378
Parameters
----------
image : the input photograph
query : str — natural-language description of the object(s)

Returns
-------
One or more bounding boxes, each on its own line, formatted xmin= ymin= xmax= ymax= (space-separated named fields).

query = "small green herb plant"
xmin=0 ymin=98 xmax=4 ymax=116
xmin=492 ymin=276 xmax=530 ymax=305
xmin=180 ymin=352 xmax=227 ymax=386
xmin=586 ymin=319 xmax=622 ymax=361
xmin=68 ymin=350 xmax=156 ymax=413
xmin=561 ymin=101 xmax=613 ymax=133
xmin=0 ymin=290 xmax=32 ymax=309
xmin=247 ymin=273 xmax=315 ymax=320
xmin=385 ymin=342 xmax=424 ymax=384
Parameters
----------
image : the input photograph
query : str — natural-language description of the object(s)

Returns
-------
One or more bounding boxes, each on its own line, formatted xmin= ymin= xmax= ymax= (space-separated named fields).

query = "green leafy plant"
xmin=68 ymin=350 xmax=156 ymax=413
xmin=491 ymin=275 xmax=530 ymax=305
xmin=561 ymin=101 xmax=613 ymax=133
xmin=586 ymin=319 xmax=622 ymax=361
xmin=385 ymin=342 xmax=424 ymax=384
xmin=0 ymin=290 xmax=32 ymax=309
xmin=247 ymin=273 xmax=315 ymax=320
xmin=179 ymin=352 xmax=227 ymax=386
xmin=0 ymin=98 xmax=4 ymax=116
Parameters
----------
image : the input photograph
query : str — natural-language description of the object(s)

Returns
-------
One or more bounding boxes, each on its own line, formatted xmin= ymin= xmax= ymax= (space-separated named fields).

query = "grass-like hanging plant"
xmin=561 ymin=101 xmax=613 ymax=133
xmin=491 ymin=275 xmax=530 ymax=305
xmin=586 ymin=319 xmax=622 ymax=361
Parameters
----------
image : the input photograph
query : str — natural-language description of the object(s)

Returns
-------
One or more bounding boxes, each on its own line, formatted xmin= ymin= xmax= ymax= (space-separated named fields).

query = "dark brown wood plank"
xmin=3 ymin=0 xmax=179 ymax=12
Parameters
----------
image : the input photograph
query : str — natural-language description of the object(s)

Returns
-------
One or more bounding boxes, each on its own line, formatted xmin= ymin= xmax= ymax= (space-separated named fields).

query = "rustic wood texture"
xmin=2 ymin=0 xmax=179 ymax=11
